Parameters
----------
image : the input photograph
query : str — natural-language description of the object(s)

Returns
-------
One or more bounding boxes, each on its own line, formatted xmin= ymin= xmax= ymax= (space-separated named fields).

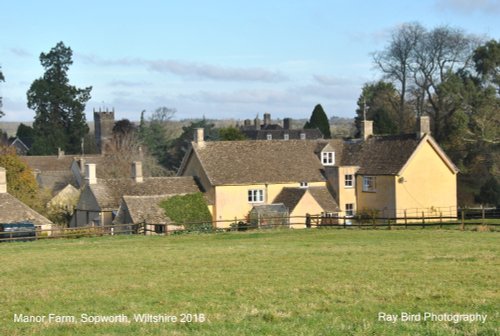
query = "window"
xmin=299 ymin=182 xmax=308 ymax=188
xmin=362 ymin=176 xmax=376 ymax=192
xmin=284 ymin=133 xmax=289 ymax=140
xmin=345 ymin=203 xmax=354 ymax=217
xmin=155 ymin=225 xmax=165 ymax=234
xmin=266 ymin=133 xmax=272 ymax=140
xmin=321 ymin=151 xmax=335 ymax=166
xmin=345 ymin=174 xmax=353 ymax=188
xmin=248 ymin=189 xmax=264 ymax=203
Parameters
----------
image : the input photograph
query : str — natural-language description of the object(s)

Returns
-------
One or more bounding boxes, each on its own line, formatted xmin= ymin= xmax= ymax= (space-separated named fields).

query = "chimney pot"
xmin=0 ymin=167 xmax=7 ymax=193
xmin=131 ymin=161 xmax=144 ymax=183
xmin=85 ymin=163 xmax=97 ymax=185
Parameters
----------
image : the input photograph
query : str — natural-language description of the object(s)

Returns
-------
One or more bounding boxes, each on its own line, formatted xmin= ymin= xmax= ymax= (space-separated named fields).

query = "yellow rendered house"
xmin=178 ymin=116 xmax=458 ymax=228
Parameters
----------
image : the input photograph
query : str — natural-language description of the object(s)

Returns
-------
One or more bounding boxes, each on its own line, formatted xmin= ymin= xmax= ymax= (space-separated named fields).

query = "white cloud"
xmin=76 ymin=53 xmax=288 ymax=83
xmin=435 ymin=0 xmax=500 ymax=14
xmin=9 ymin=48 xmax=32 ymax=58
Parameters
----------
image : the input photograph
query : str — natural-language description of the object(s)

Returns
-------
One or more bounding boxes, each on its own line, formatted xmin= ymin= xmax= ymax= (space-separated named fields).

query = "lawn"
xmin=0 ymin=230 xmax=498 ymax=335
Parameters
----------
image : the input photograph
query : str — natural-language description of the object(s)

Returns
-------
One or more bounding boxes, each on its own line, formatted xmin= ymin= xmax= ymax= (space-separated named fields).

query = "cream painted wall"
xmin=213 ymin=181 xmax=326 ymax=227
xmin=396 ymin=139 xmax=457 ymax=218
xmin=289 ymin=190 xmax=325 ymax=229
xmin=356 ymin=175 xmax=397 ymax=218
xmin=336 ymin=166 xmax=359 ymax=217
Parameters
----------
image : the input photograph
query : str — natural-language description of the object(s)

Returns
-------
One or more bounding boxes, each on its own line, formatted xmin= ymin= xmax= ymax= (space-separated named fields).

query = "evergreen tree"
xmin=304 ymin=104 xmax=331 ymax=138
xmin=27 ymin=42 xmax=92 ymax=155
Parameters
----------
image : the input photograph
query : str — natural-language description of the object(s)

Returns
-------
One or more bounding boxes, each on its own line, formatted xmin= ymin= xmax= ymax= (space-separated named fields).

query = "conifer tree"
xmin=27 ymin=42 xmax=92 ymax=155
xmin=304 ymin=104 xmax=331 ymax=138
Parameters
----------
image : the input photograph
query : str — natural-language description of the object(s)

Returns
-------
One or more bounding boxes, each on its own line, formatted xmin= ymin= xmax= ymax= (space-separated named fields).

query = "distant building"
xmin=0 ymin=167 xmax=54 ymax=233
xmin=94 ymin=108 xmax=115 ymax=154
xmin=239 ymin=113 xmax=323 ymax=140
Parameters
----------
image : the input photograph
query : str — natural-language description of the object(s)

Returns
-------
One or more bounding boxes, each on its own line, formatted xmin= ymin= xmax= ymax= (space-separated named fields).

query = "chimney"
xmin=85 ymin=163 xmax=97 ymax=185
xmin=263 ymin=113 xmax=271 ymax=126
xmin=254 ymin=116 xmax=261 ymax=130
xmin=57 ymin=147 xmax=65 ymax=158
xmin=283 ymin=118 xmax=291 ymax=130
xmin=131 ymin=161 xmax=143 ymax=183
xmin=79 ymin=158 xmax=86 ymax=174
xmin=417 ymin=115 xmax=431 ymax=139
xmin=361 ymin=120 xmax=373 ymax=140
xmin=194 ymin=128 xmax=205 ymax=148
xmin=0 ymin=167 xmax=7 ymax=193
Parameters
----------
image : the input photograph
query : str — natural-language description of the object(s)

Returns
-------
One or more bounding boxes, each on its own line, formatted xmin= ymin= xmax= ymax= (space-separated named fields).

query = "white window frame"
xmin=344 ymin=174 xmax=353 ymax=188
xmin=248 ymin=189 xmax=264 ymax=203
xmin=345 ymin=203 xmax=354 ymax=217
xmin=299 ymin=182 xmax=308 ymax=188
xmin=362 ymin=176 xmax=376 ymax=192
xmin=321 ymin=151 xmax=335 ymax=166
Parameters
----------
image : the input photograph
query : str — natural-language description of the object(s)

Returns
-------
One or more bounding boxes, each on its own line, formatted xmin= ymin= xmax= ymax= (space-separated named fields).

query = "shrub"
xmin=159 ymin=193 xmax=212 ymax=231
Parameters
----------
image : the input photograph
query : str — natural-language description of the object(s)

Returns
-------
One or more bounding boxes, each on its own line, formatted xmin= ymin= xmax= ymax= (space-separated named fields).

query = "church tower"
xmin=94 ymin=108 xmax=115 ymax=154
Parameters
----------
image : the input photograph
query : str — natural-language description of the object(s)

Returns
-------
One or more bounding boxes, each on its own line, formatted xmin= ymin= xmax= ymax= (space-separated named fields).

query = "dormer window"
xmin=321 ymin=151 xmax=335 ymax=166
xmin=299 ymin=182 xmax=308 ymax=188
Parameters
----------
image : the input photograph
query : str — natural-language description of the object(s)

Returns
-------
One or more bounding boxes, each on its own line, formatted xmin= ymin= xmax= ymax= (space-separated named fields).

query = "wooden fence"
xmin=1 ymin=209 xmax=499 ymax=242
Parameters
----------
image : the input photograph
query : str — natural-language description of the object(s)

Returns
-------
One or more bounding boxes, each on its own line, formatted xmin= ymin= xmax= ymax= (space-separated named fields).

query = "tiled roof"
xmin=339 ymin=134 xmax=421 ymax=175
xmin=308 ymin=187 xmax=340 ymax=212
xmin=37 ymin=171 xmax=78 ymax=193
xmin=0 ymin=193 xmax=53 ymax=226
xmin=90 ymin=176 xmax=202 ymax=210
xmin=118 ymin=195 xmax=173 ymax=225
xmin=21 ymin=155 xmax=74 ymax=172
xmin=273 ymin=188 xmax=307 ymax=212
xmin=190 ymin=140 xmax=327 ymax=185
xmin=273 ymin=186 xmax=339 ymax=213
xmin=182 ymin=133 xmax=457 ymax=186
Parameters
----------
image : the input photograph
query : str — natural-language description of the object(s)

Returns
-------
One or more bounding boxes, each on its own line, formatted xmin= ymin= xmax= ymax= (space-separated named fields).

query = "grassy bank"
xmin=0 ymin=230 xmax=498 ymax=335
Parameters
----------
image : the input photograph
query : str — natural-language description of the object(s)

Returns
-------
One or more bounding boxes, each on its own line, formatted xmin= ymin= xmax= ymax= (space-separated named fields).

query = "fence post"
xmin=461 ymin=209 xmax=465 ymax=231
xmin=481 ymin=205 xmax=485 ymax=226
xmin=404 ymin=210 xmax=407 ymax=229
xmin=421 ymin=211 xmax=425 ymax=229
xmin=439 ymin=212 xmax=443 ymax=229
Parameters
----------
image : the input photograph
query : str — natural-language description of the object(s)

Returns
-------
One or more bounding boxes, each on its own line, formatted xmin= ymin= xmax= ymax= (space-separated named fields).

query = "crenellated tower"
xmin=94 ymin=108 xmax=115 ymax=154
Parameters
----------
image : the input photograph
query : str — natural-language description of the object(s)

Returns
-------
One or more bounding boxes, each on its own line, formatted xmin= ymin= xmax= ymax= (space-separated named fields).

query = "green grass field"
xmin=0 ymin=230 xmax=498 ymax=335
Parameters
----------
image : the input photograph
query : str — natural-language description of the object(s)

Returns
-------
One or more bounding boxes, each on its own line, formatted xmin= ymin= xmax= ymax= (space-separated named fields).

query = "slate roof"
xmin=89 ymin=176 xmax=202 ymax=210
xmin=0 ymin=193 xmax=53 ymax=226
xmin=117 ymin=195 xmax=173 ymax=225
xmin=37 ymin=171 xmax=78 ymax=193
xmin=274 ymin=187 xmax=339 ymax=213
xmin=188 ymin=140 xmax=327 ymax=185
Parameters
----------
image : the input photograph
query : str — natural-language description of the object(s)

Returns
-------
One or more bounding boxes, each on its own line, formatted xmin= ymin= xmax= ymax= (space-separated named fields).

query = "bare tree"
xmin=411 ymin=26 xmax=481 ymax=140
xmin=373 ymin=22 xmax=425 ymax=132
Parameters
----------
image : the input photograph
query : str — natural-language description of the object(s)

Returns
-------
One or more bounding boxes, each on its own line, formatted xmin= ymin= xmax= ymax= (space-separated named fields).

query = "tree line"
xmin=356 ymin=23 xmax=499 ymax=206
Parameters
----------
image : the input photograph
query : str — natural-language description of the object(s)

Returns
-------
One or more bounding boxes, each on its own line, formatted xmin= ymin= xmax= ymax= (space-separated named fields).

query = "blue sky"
xmin=0 ymin=0 xmax=499 ymax=122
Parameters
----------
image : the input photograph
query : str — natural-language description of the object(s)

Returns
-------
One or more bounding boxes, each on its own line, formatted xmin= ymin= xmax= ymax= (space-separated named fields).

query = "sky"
xmin=0 ymin=0 xmax=499 ymax=123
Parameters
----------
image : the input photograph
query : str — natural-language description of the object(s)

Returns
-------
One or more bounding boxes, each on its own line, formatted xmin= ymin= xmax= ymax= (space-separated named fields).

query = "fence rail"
xmin=1 ymin=209 xmax=499 ymax=243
